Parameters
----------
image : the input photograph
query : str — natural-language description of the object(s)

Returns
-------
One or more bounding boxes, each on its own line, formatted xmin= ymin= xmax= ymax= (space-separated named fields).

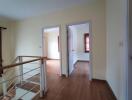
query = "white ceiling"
xmin=0 ymin=0 xmax=95 ymax=20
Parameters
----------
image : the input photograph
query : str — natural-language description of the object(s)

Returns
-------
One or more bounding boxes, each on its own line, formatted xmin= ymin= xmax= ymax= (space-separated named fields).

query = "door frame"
xmin=66 ymin=21 xmax=93 ymax=80
xmin=127 ymin=0 xmax=130 ymax=99
xmin=42 ymin=25 xmax=62 ymax=76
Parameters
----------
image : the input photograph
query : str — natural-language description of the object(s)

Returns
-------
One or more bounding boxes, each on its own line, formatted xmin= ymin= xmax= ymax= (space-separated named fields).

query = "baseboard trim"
xmin=92 ymin=78 xmax=106 ymax=82
xmin=92 ymin=79 xmax=117 ymax=100
xmin=77 ymin=60 xmax=89 ymax=63
xmin=105 ymin=81 xmax=117 ymax=100
xmin=61 ymin=74 xmax=67 ymax=77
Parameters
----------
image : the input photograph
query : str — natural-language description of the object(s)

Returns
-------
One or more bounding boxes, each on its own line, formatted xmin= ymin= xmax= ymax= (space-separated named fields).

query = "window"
xmin=84 ymin=33 xmax=90 ymax=52
xmin=58 ymin=36 xmax=59 ymax=52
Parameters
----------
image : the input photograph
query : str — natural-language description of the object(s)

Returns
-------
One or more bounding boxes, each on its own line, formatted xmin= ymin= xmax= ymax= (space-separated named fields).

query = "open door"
xmin=67 ymin=27 xmax=74 ymax=75
xmin=67 ymin=22 xmax=92 ymax=79
xmin=128 ymin=0 xmax=132 ymax=99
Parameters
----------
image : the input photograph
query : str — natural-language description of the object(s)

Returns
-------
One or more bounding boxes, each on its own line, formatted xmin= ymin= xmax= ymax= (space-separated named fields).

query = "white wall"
xmin=44 ymin=28 xmax=60 ymax=59
xmin=21 ymin=57 xmax=40 ymax=80
xmin=72 ymin=52 xmax=90 ymax=64
xmin=75 ymin=24 xmax=89 ymax=52
xmin=0 ymin=18 xmax=17 ymax=94
xmin=0 ymin=19 xmax=16 ymax=65
xmin=75 ymin=24 xmax=90 ymax=61
xmin=13 ymin=0 xmax=106 ymax=79
xmin=76 ymin=52 xmax=90 ymax=61
xmin=106 ymin=0 xmax=127 ymax=99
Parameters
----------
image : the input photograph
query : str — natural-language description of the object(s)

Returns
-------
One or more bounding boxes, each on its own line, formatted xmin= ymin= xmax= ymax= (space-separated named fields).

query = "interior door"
xmin=68 ymin=27 xmax=74 ymax=75
xmin=0 ymin=27 xmax=6 ymax=75
xmin=0 ymin=28 xmax=2 ymax=68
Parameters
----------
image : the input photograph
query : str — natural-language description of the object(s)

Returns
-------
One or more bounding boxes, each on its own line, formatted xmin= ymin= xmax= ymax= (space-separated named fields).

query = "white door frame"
xmin=66 ymin=21 xmax=93 ymax=80
xmin=42 ymin=25 xmax=62 ymax=76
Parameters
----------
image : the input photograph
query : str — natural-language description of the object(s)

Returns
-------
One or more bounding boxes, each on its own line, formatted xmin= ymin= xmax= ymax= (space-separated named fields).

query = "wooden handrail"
xmin=3 ymin=58 xmax=40 ymax=70
xmin=18 ymin=56 xmax=42 ymax=58
xmin=3 ymin=57 xmax=47 ymax=70
xmin=0 ymin=57 xmax=47 ymax=75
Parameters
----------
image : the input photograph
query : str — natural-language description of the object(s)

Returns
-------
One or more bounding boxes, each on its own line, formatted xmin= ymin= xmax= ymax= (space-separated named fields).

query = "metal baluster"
xmin=40 ymin=58 xmax=47 ymax=97
xmin=2 ymin=75 xmax=7 ymax=96
xmin=19 ymin=56 xmax=23 ymax=84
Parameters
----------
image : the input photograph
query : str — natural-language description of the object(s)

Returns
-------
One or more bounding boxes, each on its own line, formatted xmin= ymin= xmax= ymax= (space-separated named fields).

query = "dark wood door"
xmin=0 ymin=28 xmax=2 ymax=67
xmin=0 ymin=27 xmax=6 ymax=67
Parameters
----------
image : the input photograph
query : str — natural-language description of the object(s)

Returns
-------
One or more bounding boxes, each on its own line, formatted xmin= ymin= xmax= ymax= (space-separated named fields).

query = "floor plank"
xmin=38 ymin=61 xmax=116 ymax=100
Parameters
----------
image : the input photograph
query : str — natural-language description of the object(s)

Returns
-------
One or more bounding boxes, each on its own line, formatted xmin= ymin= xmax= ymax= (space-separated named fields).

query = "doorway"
xmin=67 ymin=22 xmax=92 ymax=80
xmin=42 ymin=26 xmax=62 ymax=76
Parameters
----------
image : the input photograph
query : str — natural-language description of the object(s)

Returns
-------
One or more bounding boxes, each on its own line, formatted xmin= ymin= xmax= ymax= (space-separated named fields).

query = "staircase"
xmin=0 ymin=56 xmax=47 ymax=100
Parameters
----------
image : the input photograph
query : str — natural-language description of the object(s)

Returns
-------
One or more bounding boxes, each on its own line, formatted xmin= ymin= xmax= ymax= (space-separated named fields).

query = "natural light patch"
xmin=12 ymin=88 xmax=36 ymax=100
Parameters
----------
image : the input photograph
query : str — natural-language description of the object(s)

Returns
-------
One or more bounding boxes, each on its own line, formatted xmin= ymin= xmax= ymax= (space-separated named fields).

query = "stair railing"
xmin=0 ymin=56 xmax=47 ymax=100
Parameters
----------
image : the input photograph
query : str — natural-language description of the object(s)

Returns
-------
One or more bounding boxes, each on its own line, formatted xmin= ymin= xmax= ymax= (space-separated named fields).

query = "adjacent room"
xmin=67 ymin=23 xmax=91 ymax=78
xmin=43 ymin=27 xmax=61 ymax=76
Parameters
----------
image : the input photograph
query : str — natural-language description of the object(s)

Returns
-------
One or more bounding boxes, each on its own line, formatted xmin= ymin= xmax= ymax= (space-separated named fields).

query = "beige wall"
xmin=0 ymin=18 xmax=17 ymax=93
xmin=0 ymin=19 xmax=16 ymax=65
xmin=13 ymin=0 xmax=106 ymax=79
xmin=106 ymin=0 xmax=127 ymax=99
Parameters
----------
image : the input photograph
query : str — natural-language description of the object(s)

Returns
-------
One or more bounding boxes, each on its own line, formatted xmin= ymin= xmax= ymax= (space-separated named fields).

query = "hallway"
xmin=39 ymin=61 xmax=116 ymax=100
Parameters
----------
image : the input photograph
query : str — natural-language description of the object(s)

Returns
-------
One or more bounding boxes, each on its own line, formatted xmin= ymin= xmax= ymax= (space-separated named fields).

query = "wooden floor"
xmin=38 ymin=60 xmax=116 ymax=100
xmin=46 ymin=60 xmax=61 ymax=75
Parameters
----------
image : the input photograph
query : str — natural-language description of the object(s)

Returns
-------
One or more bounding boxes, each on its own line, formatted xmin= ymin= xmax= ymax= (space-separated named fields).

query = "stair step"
xmin=16 ymin=82 xmax=40 ymax=93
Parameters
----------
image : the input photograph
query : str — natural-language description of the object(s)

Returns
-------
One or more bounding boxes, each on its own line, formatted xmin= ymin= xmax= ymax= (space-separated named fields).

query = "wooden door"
xmin=0 ymin=27 xmax=6 ymax=75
